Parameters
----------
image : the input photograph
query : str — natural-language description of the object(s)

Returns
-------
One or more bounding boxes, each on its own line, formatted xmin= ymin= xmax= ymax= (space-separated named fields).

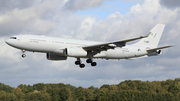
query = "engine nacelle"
xmin=65 ymin=47 xmax=87 ymax=57
xmin=46 ymin=53 xmax=67 ymax=60
xmin=157 ymin=50 xmax=161 ymax=54
xmin=148 ymin=50 xmax=162 ymax=56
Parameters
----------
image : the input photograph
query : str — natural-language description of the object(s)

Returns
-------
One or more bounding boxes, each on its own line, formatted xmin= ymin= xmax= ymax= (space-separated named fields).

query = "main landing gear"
xmin=75 ymin=58 xmax=85 ymax=68
xmin=75 ymin=58 xmax=97 ymax=68
xmin=86 ymin=59 xmax=97 ymax=66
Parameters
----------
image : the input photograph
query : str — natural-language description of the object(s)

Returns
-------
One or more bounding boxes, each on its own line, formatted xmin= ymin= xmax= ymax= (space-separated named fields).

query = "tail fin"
xmin=134 ymin=24 xmax=165 ymax=48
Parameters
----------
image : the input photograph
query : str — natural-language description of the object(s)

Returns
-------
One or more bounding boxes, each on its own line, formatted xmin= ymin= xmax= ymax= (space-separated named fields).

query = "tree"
xmin=0 ymin=90 xmax=17 ymax=101
xmin=177 ymin=92 xmax=180 ymax=101
xmin=67 ymin=88 xmax=72 ymax=101
xmin=98 ymin=88 xmax=110 ymax=101
xmin=18 ymin=84 xmax=28 ymax=93
xmin=33 ymin=83 xmax=45 ymax=91
xmin=59 ymin=87 xmax=69 ymax=101
xmin=13 ymin=87 xmax=25 ymax=101
xmin=100 ymin=84 xmax=110 ymax=89
xmin=118 ymin=83 xmax=131 ymax=90
xmin=0 ymin=91 xmax=8 ymax=101
xmin=85 ymin=88 xmax=96 ymax=101
xmin=109 ymin=85 xmax=118 ymax=93
xmin=26 ymin=90 xmax=50 ymax=101
xmin=47 ymin=87 xmax=60 ymax=101
xmin=0 ymin=83 xmax=13 ymax=93
xmin=76 ymin=87 xmax=86 ymax=101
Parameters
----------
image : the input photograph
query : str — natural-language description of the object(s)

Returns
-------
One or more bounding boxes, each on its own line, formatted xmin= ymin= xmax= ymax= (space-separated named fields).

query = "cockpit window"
xmin=10 ymin=37 xmax=17 ymax=39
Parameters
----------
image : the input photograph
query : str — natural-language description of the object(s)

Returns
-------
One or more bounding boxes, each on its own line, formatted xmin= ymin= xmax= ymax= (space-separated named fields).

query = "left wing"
xmin=82 ymin=33 xmax=150 ymax=54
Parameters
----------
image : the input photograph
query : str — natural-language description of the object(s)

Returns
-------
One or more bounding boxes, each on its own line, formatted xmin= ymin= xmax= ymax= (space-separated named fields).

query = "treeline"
xmin=1 ymin=78 xmax=180 ymax=101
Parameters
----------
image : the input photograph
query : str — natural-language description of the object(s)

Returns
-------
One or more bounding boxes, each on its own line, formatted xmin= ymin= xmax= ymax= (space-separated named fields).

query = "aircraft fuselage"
xmin=6 ymin=35 xmax=147 ymax=59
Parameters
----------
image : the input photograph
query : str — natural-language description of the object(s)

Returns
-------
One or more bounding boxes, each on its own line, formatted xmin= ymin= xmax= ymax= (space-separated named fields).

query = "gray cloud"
xmin=0 ymin=0 xmax=37 ymax=14
xmin=0 ymin=0 xmax=65 ymax=36
xmin=64 ymin=0 xmax=104 ymax=10
xmin=159 ymin=0 xmax=180 ymax=9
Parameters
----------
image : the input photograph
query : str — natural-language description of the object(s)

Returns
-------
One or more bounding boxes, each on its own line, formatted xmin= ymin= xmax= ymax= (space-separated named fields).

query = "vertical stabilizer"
xmin=134 ymin=24 xmax=165 ymax=48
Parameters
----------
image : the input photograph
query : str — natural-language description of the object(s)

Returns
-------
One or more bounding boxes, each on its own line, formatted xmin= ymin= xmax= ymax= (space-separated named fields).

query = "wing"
xmin=82 ymin=33 xmax=150 ymax=54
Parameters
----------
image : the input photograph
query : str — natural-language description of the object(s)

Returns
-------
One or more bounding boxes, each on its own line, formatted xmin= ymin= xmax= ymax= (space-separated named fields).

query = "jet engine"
xmin=46 ymin=53 xmax=67 ymax=60
xmin=148 ymin=50 xmax=162 ymax=56
xmin=156 ymin=50 xmax=161 ymax=54
xmin=65 ymin=48 xmax=87 ymax=57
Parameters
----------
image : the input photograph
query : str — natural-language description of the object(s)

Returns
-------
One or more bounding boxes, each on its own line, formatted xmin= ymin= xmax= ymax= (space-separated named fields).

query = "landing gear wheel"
xmin=75 ymin=61 xmax=80 ymax=65
xmin=80 ymin=64 xmax=85 ymax=68
xmin=91 ymin=62 xmax=97 ymax=66
xmin=86 ymin=59 xmax=92 ymax=63
xmin=22 ymin=54 xmax=26 ymax=58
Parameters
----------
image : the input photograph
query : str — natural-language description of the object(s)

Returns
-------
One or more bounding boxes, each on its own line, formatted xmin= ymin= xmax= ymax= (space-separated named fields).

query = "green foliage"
xmin=12 ymin=87 xmax=25 ymax=101
xmin=26 ymin=90 xmax=50 ymax=101
xmin=59 ymin=87 xmax=69 ymax=101
xmin=1 ymin=78 xmax=180 ymax=100
xmin=0 ymin=83 xmax=13 ymax=93
xmin=0 ymin=90 xmax=17 ymax=101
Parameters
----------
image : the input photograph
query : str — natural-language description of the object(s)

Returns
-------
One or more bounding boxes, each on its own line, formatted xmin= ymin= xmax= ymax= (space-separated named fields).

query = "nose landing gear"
xmin=22 ymin=54 xmax=26 ymax=58
xmin=21 ymin=50 xmax=26 ymax=58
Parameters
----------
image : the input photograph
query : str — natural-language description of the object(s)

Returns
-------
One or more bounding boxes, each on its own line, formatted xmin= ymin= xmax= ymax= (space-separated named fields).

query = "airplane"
xmin=5 ymin=24 xmax=172 ymax=68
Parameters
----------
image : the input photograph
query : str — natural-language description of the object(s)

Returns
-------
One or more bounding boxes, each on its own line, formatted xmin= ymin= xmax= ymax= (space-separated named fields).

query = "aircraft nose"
xmin=5 ymin=40 xmax=9 ymax=44
xmin=5 ymin=39 xmax=12 ymax=45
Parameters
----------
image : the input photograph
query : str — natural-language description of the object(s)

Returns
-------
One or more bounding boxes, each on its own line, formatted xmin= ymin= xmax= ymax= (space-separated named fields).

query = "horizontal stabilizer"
xmin=146 ymin=45 xmax=173 ymax=53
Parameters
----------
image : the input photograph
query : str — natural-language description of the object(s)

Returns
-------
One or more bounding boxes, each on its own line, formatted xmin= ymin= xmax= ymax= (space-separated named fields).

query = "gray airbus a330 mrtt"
xmin=6 ymin=24 xmax=172 ymax=68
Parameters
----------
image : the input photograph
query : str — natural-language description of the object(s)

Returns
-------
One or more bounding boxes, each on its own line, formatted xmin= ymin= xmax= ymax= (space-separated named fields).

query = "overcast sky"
xmin=0 ymin=0 xmax=180 ymax=88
